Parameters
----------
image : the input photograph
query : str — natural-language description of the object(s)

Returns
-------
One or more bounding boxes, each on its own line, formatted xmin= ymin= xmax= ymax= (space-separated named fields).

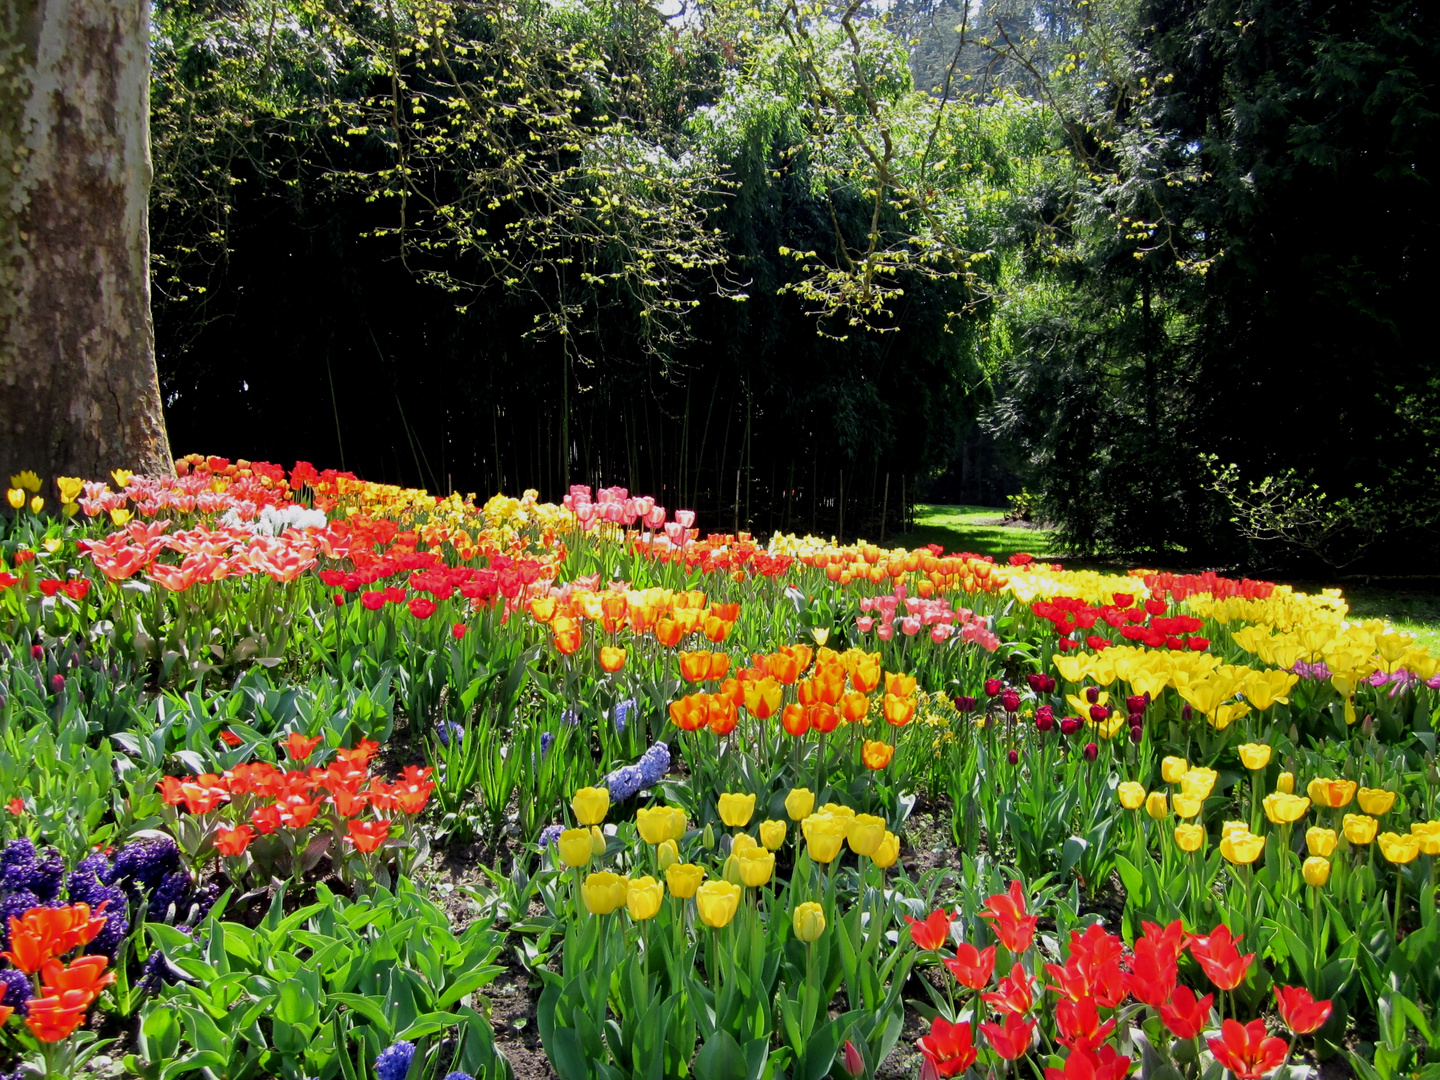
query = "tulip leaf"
xmin=695 ymin=1030 xmax=747 ymax=1080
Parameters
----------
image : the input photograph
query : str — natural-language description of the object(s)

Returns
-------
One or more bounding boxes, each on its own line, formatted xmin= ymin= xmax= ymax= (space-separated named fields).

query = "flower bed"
xmin=0 ymin=456 xmax=1436 ymax=1079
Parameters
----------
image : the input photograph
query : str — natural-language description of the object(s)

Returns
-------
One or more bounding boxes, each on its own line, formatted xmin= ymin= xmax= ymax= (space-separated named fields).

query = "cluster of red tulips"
xmin=909 ymin=882 xmax=1331 ymax=1079
xmin=1 ymin=905 xmax=114 ymax=1041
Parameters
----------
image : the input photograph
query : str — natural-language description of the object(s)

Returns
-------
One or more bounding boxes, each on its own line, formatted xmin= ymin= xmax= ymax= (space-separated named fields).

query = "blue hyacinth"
xmin=375 ymin=1040 xmax=416 ymax=1080
xmin=537 ymin=823 xmax=565 ymax=849
xmin=613 ymin=698 xmax=637 ymax=734
xmin=601 ymin=741 xmax=670 ymax=802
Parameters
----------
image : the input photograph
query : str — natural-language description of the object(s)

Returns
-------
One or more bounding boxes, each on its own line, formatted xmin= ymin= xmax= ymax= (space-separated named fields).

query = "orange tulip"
xmin=703 ymin=616 xmax=734 ymax=643
xmin=862 ymin=740 xmax=894 ymax=770
xmin=840 ymin=692 xmax=871 ymax=723
xmin=529 ymin=596 xmax=558 ymax=623
xmin=718 ymin=677 xmax=745 ymax=708
xmin=669 ymin=693 xmax=708 ymax=732
xmin=674 ymin=608 xmax=703 ymax=635
xmin=600 ymin=646 xmax=627 ymax=673
xmin=885 ymin=672 xmax=917 ymax=698
xmin=882 ymin=694 xmax=916 ymax=727
xmin=711 ymin=602 xmax=741 ymax=621
xmin=783 ymin=644 xmax=814 ymax=672
xmin=346 ymin=819 xmax=391 ymax=853
xmin=553 ymin=615 xmax=582 ymax=655
xmin=600 ymin=594 xmax=628 ymax=633
xmin=797 ymin=678 xmax=818 ymax=707
xmin=849 ymin=653 xmax=882 ymax=693
xmin=706 ymin=695 xmax=739 ymax=735
xmin=808 ymin=702 xmax=841 ymax=734
xmin=742 ymin=678 xmax=783 ymax=720
xmin=768 ymin=652 xmax=801 ymax=685
xmin=680 ymin=650 xmax=713 ymax=683
xmin=655 ymin=617 xmax=684 ymax=648
xmin=39 ymin=955 xmax=114 ymax=1005
xmin=215 ymin=824 xmax=255 ymax=856
xmin=813 ymin=664 xmax=846 ymax=705
xmin=782 ymin=703 xmax=810 ymax=736
xmin=2 ymin=904 xmax=108 ymax=974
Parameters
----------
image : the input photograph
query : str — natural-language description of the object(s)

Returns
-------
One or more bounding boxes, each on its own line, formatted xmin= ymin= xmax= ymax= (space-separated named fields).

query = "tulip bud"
xmin=1089 ymin=704 xmax=1110 ymax=723
xmin=29 ymin=644 xmax=43 ymax=660
xmin=1277 ymin=771 xmax=1295 ymax=794
xmin=1035 ymin=705 xmax=1054 ymax=730
xmin=1008 ymin=749 xmax=1019 ymax=765
xmin=1085 ymin=686 xmax=1100 ymax=704
xmin=1181 ymin=704 xmax=1193 ymax=723
xmin=656 ymin=839 xmax=680 ymax=871
xmin=1001 ymin=689 xmax=1020 ymax=713
xmin=984 ymin=678 xmax=1002 ymax=697
xmin=1126 ymin=695 xmax=1146 ymax=715
xmin=840 ymin=1040 xmax=865 ymax=1080
xmin=953 ymin=695 xmax=977 ymax=713
xmin=702 ymin=823 xmax=715 ymax=851
xmin=1083 ymin=742 xmax=1098 ymax=761
xmin=1060 ymin=717 xmax=1082 ymax=736
xmin=1129 ymin=726 xmax=1143 ymax=744
xmin=49 ymin=674 xmax=64 ymax=694
xmin=590 ymin=825 xmax=607 ymax=857
xmin=1128 ymin=712 xmax=1144 ymax=728
xmin=1145 ymin=791 xmax=1169 ymax=819
xmin=793 ymin=901 xmax=826 ymax=943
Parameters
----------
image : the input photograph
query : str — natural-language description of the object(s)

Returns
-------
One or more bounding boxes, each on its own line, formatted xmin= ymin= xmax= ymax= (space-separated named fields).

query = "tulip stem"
xmin=1394 ymin=866 xmax=1403 ymax=941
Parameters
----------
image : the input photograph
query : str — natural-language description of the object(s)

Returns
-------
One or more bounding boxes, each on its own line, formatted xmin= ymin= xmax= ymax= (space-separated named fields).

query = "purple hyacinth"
xmin=111 ymin=837 xmax=181 ymax=895
xmin=637 ymin=742 xmax=670 ymax=787
xmin=0 ymin=967 xmax=33 ymax=1014
xmin=605 ymin=764 xmax=645 ymax=802
xmin=0 ymin=890 xmax=41 ymax=948
xmin=613 ymin=698 xmax=637 ymax=734
xmin=537 ymin=824 xmax=565 ymax=849
xmin=375 ymin=1040 xmax=416 ymax=1080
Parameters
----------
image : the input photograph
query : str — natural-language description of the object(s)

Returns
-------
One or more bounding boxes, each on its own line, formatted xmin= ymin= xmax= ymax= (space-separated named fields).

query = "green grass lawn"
xmin=893 ymin=504 xmax=1440 ymax=651
xmin=888 ymin=504 xmax=1056 ymax=561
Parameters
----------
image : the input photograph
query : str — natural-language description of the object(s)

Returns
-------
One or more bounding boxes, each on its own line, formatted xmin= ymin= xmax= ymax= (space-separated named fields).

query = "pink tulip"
xmin=901 ymin=616 xmax=922 ymax=636
xmin=931 ymin=624 xmax=953 ymax=643
xmin=675 ymin=510 xmax=696 ymax=529
xmin=644 ymin=506 xmax=666 ymax=529
xmin=877 ymin=622 xmax=895 ymax=641
xmin=856 ymin=616 xmax=875 ymax=633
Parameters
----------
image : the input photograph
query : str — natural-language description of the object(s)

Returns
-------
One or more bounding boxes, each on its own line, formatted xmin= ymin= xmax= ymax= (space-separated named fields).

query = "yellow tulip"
xmin=656 ymin=839 xmax=680 ymax=871
xmin=1357 ymin=788 xmax=1395 ymax=816
xmin=1182 ymin=768 xmax=1218 ymax=800
xmin=872 ymin=831 xmax=900 ymax=868
xmin=718 ymin=792 xmax=756 ymax=827
xmin=847 ymin=813 xmax=887 ymax=857
xmin=1162 ymin=756 xmax=1190 ymax=784
xmin=1174 ymin=824 xmax=1205 ymax=852
xmin=582 ymin=871 xmax=628 ymax=915
xmin=1172 ymin=793 xmax=1203 ymax=819
xmin=822 ymin=803 xmax=856 ymax=824
xmin=759 ymin=819 xmax=787 ymax=851
xmin=626 ymin=876 xmax=665 ymax=920
xmin=41 ymin=538 xmax=61 ymax=554
xmin=1238 ymin=743 xmax=1272 ymax=770
xmin=793 ymin=901 xmax=826 ymax=942
xmin=55 ymin=477 xmax=83 ymax=503
xmin=695 ymin=880 xmax=742 ymax=927
xmin=1220 ymin=827 xmax=1265 ymax=865
xmin=1378 ymin=832 xmax=1420 ymax=865
xmin=802 ymin=813 xmax=847 ymax=863
xmin=637 ymin=806 xmax=683 ymax=845
xmin=735 ymin=846 xmax=775 ymax=887
xmin=9 ymin=470 xmax=41 ymax=493
xmin=1263 ymin=792 xmax=1311 ymax=825
xmin=1343 ymin=814 xmax=1377 ymax=845
xmin=1210 ymin=703 xmax=1250 ymax=731
xmin=111 ymin=468 xmax=134 ymax=488
xmin=665 ymin=862 xmax=705 ymax=899
xmin=572 ymin=786 xmax=611 ymax=825
xmin=1307 ymin=777 xmax=1356 ymax=809
xmin=785 ymin=788 xmax=815 ymax=820
xmin=109 ymin=507 xmax=132 ymax=526
xmin=1242 ymin=669 xmax=1297 ymax=710
xmin=1302 ymin=856 xmax=1331 ymax=887
xmin=1117 ymin=782 xmax=1146 ymax=810
xmin=1276 ymin=772 xmax=1295 ymax=794
xmin=590 ymin=826 xmax=607 ymax=856
xmin=731 ymin=833 xmax=758 ymax=855
xmin=557 ymin=828 xmax=593 ymax=869
xmin=1145 ymin=792 xmax=1169 ymax=820
xmin=1411 ymin=820 xmax=1440 ymax=856
xmin=1306 ymin=827 xmax=1338 ymax=857
xmin=27 ymin=496 xmax=43 ymax=514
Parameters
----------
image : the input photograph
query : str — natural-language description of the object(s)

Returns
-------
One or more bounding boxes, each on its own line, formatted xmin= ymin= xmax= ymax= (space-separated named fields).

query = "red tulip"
xmin=980 ymin=881 xmax=1038 ymax=953
xmin=906 ymin=908 xmax=953 ymax=951
xmin=1054 ymin=995 xmax=1115 ymax=1052
xmin=983 ymin=962 xmax=1034 ymax=1015
xmin=980 ymin=1013 xmax=1036 ymax=1060
xmin=1159 ymin=984 xmax=1213 ymax=1039
xmin=917 ymin=1017 xmax=978 ymax=1077
xmin=1274 ymin=986 xmax=1332 ymax=1035
xmin=1043 ymin=1045 xmax=1132 ymax=1080
xmin=1189 ymin=925 xmax=1253 ymax=992
xmin=944 ymin=942 xmax=997 ymax=989
xmin=1207 ymin=1018 xmax=1288 ymax=1079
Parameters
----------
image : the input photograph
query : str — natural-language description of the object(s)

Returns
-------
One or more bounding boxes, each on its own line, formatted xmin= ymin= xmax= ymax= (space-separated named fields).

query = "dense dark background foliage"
xmin=151 ymin=0 xmax=1439 ymax=567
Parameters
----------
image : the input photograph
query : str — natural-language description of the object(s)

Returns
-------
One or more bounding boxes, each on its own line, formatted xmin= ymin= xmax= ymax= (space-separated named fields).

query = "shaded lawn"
xmin=893 ymin=505 xmax=1440 ymax=651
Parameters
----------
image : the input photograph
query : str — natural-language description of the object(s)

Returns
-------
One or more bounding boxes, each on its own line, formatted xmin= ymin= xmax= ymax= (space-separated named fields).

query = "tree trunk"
xmin=0 ymin=0 xmax=171 ymax=489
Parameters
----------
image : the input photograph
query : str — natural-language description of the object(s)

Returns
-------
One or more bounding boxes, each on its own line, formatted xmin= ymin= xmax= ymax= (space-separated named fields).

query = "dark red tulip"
xmin=1060 ymin=717 xmax=1082 ymax=736
xmin=1083 ymin=742 xmax=1098 ymax=761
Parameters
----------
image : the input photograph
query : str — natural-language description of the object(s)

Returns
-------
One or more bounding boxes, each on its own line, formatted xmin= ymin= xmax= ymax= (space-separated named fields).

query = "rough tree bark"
xmin=0 ymin=0 xmax=171 ymax=489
